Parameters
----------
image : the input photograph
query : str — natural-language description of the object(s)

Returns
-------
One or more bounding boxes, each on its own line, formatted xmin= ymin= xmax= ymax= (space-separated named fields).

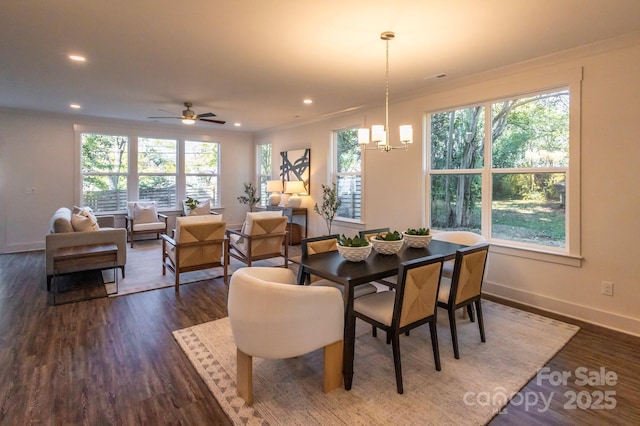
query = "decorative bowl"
xmin=402 ymin=232 xmax=433 ymax=248
xmin=370 ymin=236 xmax=404 ymax=255
xmin=337 ymin=244 xmax=372 ymax=262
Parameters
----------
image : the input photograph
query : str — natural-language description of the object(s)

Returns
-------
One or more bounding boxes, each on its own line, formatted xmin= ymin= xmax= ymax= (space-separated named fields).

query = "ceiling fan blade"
xmin=147 ymin=116 xmax=180 ymax=119
xmin=199 ymin=118 xmax=226 ymax=124
xmin=196 ymin=112 xmax=216 ymax=118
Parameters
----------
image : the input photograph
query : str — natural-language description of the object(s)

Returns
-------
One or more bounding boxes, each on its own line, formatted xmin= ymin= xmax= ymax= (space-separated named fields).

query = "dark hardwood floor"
xmin=0 ymin=251 xmax=638 ymax=425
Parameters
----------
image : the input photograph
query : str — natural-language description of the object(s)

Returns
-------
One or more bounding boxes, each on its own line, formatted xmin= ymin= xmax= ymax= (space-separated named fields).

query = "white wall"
xmin=256 ymin=39 xmax=640 ymax=335
xmin=0 ymin=111 xmax=254 ymax=253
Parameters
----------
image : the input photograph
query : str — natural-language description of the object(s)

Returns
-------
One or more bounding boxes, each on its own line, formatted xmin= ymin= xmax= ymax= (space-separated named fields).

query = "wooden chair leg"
xmin=448 ymin=308 xmax=460 ymax=359
xmin=372 ymin=325 xmax=377 ymax=337
xmin=237 ymin=348 xmax=253 ymax=405
xmin=467 ymin=304 xmax=476 ymax=322
xmin=323 ymin=340 xmax=343 ymax=393
xmin=390 ymin=332 xmax=403 ymax=394
xmin=476 ymin=300 xmax=486 ymax=342
xmin=429 ymin=321 xmax=441 ymax=371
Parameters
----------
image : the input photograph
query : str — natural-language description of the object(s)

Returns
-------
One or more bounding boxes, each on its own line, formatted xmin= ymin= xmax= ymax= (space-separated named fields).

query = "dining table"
xmin=291 ymin=239 xmax=467 ymax=390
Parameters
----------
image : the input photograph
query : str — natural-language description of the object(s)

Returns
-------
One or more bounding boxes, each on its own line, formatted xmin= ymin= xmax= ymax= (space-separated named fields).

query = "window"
xmin=80 ymin=133 xmax=129 ymax=212
xmin=138 ymin=137 xmax=177 ymax=208
xmin=185 ymin=140 xmax=220 ymax=206
xmin=429 ymin=89 xmax=570 ymax=250
xmin=257 ymin=143 xmax=272 ymax=205
xmin=334 ymin=128 xmax=362 ymax=221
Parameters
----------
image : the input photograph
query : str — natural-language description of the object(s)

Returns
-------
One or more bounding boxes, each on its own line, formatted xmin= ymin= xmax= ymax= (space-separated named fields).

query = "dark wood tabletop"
xmin=292 ymin=239 xmax=467 ymax=390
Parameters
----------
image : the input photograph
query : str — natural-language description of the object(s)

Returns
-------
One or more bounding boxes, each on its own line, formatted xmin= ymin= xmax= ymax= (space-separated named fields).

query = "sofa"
xmin=45 ymin=207 xmax=127 ymax=289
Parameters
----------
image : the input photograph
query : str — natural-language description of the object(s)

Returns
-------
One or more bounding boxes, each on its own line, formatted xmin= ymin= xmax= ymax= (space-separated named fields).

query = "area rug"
xmin=173 ymin=300 xmax=579 ymax=425
xmin=102 ymin=239 xmax=292 ymax=296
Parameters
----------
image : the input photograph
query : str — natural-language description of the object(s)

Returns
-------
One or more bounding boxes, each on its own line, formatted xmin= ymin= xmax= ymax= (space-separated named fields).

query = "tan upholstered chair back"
xmin=247 ymin=216 xmax=287 ymax=256
xmin=171 ymin=218 xmax=226 ymax=268
xmin=304 ymin=236 xmax=338 ymax=283
xmin=398 ymin=260 xmax=443 ymax=328
xmin=454 ymin=248 xmax=488 ymax=305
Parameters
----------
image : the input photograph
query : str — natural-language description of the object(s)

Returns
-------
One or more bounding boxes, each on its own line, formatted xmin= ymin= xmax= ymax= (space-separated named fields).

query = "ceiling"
xmin=2 ymin=1 xmax=639 ymax=133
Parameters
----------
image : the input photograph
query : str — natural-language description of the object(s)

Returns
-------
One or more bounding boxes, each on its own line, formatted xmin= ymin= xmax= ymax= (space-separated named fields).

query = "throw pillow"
xmin=134 ymin=202 xmax=158 ymax=224
xmin=70 ymin=209 xmax=99 ymax=232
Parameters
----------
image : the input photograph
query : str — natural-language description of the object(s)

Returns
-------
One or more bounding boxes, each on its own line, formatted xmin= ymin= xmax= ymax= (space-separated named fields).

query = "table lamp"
xmin=266 ymin=180 xmax=283 ymax=206
xmin=284 ymin=180 xmax=306 ymax=208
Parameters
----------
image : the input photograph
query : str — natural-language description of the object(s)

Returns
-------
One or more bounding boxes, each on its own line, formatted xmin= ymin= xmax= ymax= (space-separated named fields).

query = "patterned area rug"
xmin=102 ymin=239 xmax=291 ymax=296
xmin=173 ymin=301 xmax=579 ymax=425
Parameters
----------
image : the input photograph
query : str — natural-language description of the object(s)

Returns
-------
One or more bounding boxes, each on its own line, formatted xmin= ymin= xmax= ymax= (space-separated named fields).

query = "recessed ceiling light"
xmin=303 ymin=99 xmax=313 ymax=104
xmin=234 ymin=122 xmax=242 ymax=127
xmin=68 ymin=54 xmax=86 ymax=62
xmin=69 ymin=103 xmax=81 ymax=109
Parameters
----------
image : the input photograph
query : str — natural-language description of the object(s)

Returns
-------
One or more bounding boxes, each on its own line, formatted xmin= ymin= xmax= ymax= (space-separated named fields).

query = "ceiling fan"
xmin=148 ymin=102 xmax=226 ymax=125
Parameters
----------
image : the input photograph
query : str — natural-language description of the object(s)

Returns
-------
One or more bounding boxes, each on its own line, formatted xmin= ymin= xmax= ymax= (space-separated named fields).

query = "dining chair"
xmin=161 ymin=215 xmax=228 ymax=291
xmin=301 ymin=235 xmax=377 ymax=299
xmin=358 ymin=228 xmax=397 ymax=288
xmin=431 ymin=231 xmax=487 ymax=278
xmin=437 ymin=243 xmax=490 ymax=359
xmin=352 ymin=255 xmax=445 ymax=394
xmin=228 ymin=267 xmax=344 ymax=405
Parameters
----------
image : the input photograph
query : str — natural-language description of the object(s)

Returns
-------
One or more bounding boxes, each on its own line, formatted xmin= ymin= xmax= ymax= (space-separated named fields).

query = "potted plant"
xmin=314 ymin=183 xmax=341 ymax=234
xmin=184 ymin=197 xmax=199 ymax=215
xmin=403 ymin=227 xmax=433 ymax=248
xmin=237 ymin=182 xmax=260 ymax=212
xmin=336 ymin=234 xmax=371 ymax=262
xmin=370 ymin=230 xmax=404 ymax=255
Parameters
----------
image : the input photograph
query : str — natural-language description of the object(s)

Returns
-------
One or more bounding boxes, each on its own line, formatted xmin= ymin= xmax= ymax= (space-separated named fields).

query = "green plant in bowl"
xmin=337 ymin=234 xmax=372 ymax=262
xmin=405 ymin=227 xmax=430 ymax=236
xmin=376 ymin=230 xmax=402 ymax=241
xmin=403 ymin=228 xmax=433 ymax=248
xmin=338 ymin=234 xmax=370 ymax=247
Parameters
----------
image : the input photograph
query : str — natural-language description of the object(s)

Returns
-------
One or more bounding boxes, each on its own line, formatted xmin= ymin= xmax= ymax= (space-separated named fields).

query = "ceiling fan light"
xmin=182 ymin=118 xmax=195 ymax=125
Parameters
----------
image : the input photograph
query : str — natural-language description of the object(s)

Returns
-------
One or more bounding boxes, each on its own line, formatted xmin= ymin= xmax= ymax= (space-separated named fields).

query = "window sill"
xmin=489 ymin=242 xmax=582 ymax=267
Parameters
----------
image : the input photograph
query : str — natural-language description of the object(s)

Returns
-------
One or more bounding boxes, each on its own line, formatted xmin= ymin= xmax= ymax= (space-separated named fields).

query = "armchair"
xmin=125 ymin=201 xmax=168 ymax=248
xmin=226 ymin=211 xmax=289 ymax=267
xmin=228 ymin=267 xmax=344 ymax=404
xmin=161 ymin=215 xmax=228 ymax=290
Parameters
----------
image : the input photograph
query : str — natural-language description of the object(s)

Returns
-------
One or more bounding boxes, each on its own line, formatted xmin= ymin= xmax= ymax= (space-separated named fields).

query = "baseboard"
xmin=483 ymin=280 xmax=640 ymax=337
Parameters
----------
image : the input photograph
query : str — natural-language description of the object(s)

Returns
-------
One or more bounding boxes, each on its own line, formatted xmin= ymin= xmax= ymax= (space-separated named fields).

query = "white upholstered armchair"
xmin=227 ymin=267 xmax=344 ymax=405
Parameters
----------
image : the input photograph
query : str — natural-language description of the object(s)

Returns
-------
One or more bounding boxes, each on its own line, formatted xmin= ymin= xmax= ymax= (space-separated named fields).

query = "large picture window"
xmin=80 ymin=133 xmax=129 ymax=212
xmin=334 ymin=128 xmax=362 ymax=221
xmin=429 ymin=89 xmax=570 ymax=250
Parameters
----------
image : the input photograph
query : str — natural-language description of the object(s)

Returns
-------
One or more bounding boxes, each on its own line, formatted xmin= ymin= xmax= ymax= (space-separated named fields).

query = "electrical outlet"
xmin=601 ymin=281 xmax=614 ymax=296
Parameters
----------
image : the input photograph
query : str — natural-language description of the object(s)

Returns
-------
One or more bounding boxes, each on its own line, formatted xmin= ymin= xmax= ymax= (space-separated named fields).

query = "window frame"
xmin=137 ymin=136 xmax=178 ymax=209
xmin=425 ymin=68 xmax=582 ymax=262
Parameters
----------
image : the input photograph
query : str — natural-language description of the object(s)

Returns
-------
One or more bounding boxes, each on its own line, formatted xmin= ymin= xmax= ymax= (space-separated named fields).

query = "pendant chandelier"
xmin=358 ymin=31 xmax=412 ymax=152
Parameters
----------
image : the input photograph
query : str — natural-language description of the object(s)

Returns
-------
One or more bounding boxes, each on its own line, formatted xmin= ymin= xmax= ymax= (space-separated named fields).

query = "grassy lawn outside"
xmin=491 ymin=200 xmax=565 ymax=247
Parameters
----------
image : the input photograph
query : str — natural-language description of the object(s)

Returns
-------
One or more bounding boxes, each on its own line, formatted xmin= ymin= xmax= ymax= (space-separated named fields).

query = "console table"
xmin=52 ymin=243 xmax=119 ymax=305
xmin=266 ymin=206 xmax=308 ymax=245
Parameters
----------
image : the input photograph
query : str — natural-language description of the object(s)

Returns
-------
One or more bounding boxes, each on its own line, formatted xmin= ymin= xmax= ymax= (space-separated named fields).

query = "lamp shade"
xmin=284 ymin=180 xmax=306 ymax=208
xmin=284 ymin=180 xmax=306 ymax=194
xmin=266 ymin=180 xmax=283 ymax=193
